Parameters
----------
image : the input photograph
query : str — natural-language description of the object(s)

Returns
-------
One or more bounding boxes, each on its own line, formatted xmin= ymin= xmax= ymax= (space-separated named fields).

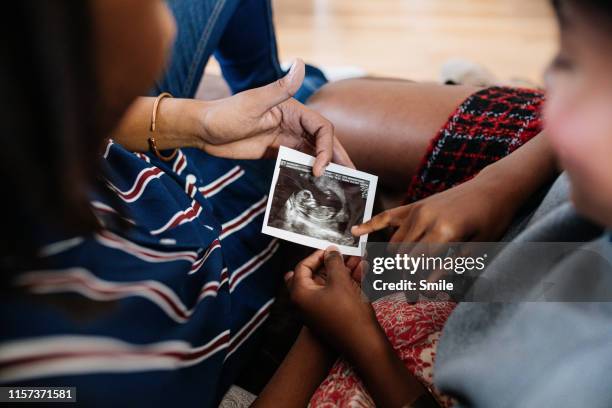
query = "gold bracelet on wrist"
xmin=148 ymin=92 xmax=178 ymax=162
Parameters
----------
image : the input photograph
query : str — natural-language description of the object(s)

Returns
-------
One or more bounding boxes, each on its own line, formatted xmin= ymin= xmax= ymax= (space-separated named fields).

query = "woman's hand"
xmin=352 ymin=168 xmax=520 ymax=243
xmin=200 ymin=59 xmax=353 ymax=175
xmin=113 ymin=59 xmax=353 ymax=176
xmin=285 ymin=247 xmax=379 ymax=352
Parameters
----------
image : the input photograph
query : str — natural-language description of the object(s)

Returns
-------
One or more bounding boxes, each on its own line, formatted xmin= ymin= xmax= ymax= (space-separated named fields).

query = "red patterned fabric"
xmin=309 ymin=294 xmax=456 ymax=408
xmin=407 ymin=87 xmax=545 ymax=202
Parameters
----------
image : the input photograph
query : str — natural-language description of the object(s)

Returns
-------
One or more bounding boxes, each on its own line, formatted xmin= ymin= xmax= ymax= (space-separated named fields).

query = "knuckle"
xmin=435 ymin=221 xmax=459 ymax=241
xmin=416 ymin=205 xmax=432 ymax=220
xmin=275 ymin=77 xmax=288 ymax=92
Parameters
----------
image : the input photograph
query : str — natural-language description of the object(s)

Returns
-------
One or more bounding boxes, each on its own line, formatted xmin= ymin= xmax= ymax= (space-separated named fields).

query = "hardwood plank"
xmin=211 ymin=0 xmax=556 ymax=86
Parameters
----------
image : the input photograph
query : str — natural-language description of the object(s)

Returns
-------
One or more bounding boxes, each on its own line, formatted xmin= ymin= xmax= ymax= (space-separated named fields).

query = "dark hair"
xmin=0 ymin=2 xmax=106 ymax=271
xmin=552 ymin=0 xmax=612 ymax=27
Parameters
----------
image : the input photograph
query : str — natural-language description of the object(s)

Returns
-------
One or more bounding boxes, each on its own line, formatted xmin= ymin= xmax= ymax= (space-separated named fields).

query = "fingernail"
xmin=326 ymin=245 xmax=339 ymax=253
xmin=287 ymin=60 xmax=298 ymax=79
xmin=314 ymin=163 xmax=327 ymax=177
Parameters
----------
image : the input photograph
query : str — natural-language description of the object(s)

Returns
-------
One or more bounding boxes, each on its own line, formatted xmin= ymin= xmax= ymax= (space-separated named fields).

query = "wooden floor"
xmin=270 ymin=0 xmax=557 ymax=84
xmin=207 ymin=0 xmax=559 ymax=87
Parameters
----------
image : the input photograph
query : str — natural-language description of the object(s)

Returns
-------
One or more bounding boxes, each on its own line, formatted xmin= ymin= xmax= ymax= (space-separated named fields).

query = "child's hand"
xmin=352 ymin=172 xmax=517 ymax=243
xmin=287 ymin=248 xmax=429 ymax=408
xmin=285 ymin=248 xmax=379 ymax=353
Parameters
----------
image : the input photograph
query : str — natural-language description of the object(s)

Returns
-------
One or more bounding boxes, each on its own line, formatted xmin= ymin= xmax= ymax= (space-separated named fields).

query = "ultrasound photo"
xmin=267 ymin=160 xmax=368 ymax=247
xmin=262 ymin=147 xmax=377 ymax=255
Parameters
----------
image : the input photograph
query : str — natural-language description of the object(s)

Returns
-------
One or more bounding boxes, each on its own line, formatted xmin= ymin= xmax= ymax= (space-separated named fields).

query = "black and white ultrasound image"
xmin=268 ymin=160 xmax=369 ymax=247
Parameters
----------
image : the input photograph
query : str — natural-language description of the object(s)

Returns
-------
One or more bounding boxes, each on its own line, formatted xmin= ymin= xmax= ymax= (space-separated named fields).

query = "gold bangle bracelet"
xmin=148 ymin=92 xmax=178 ymax=162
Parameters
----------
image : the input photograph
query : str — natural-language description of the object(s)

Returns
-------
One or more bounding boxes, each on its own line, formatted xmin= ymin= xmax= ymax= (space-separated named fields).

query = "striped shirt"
xmin=1 ymin=141 xmax=281 ymax=406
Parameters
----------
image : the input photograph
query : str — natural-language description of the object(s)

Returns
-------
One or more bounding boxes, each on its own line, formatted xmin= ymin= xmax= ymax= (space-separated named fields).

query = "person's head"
xmin=1 ymin=0 xmax=175 ymax=266
xmin=545 ymin=0 xmax=612 ymax=226
xmin=92 ymin=0 xmax=176 ymax=128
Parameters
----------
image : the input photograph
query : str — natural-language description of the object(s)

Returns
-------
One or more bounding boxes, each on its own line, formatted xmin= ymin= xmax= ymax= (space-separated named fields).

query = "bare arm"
xmin=354 ymin=132 xmax=559 ymax=243
xmin=342 ymin=322 xmax=433 ymax=408
xmin=475 ymin=132 xmax=558 ymax=215
xmin=252 ymin=327 xmax=336 ymax=408
xmin=107 ymin=60 xmax=353 ymax=174
xmin=112 ymin=97 xmax=207 ymax=151
xmin=283 ymin=249 xmax=440 ymax=408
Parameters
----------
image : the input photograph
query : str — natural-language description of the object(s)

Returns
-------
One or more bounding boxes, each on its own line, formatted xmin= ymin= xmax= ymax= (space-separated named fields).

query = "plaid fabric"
xmin=406 ymin=87 xmax=545 ymax=202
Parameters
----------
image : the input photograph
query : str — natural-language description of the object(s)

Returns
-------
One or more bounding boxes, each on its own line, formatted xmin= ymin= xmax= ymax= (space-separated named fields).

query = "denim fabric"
xmin=154 ymin=0 xmax=326 ymax=102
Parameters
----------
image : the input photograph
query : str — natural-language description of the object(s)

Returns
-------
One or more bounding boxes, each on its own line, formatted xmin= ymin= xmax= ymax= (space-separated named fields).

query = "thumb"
xmin=323 ymin=246 xmax=350 ymax=284
xmin=252 ymin=59 xmax=305 ymax=112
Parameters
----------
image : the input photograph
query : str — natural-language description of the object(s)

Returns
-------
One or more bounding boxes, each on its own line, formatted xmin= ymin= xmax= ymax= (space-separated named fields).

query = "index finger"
xmin=313 ymin=123 xmax=334 ymax=176
xmin=346 ymin=255 xmax=362 ymax=271
xmin=298 ymin=108 xmax=334 ymax=177
xmin=352 ymin=207 xmax=404 ymax=236
xmin=332 ymin=138 xmax=355 ymax=169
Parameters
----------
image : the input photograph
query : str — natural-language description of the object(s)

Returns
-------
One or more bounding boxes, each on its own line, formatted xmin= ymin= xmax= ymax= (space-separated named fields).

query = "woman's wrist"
xmin=112 ymin=97 xmax=212 ymax=152
xmin=154 ymin=97 xmax=211 ymax=150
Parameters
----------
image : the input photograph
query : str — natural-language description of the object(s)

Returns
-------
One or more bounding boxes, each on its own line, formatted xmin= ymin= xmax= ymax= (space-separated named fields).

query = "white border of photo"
xmin=262 ymin=146 xmax=378 ymax=256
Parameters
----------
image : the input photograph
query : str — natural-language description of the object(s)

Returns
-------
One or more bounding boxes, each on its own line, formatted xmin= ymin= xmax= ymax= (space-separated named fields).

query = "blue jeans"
xmin=154 ymin=0 xmax=327 ymax=102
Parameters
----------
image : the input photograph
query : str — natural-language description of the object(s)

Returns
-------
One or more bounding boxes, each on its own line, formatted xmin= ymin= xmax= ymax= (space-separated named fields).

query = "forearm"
xmin=476 ymin=132 xmax=558 ymax=210
xmin=345 ymin=324 xmax=430 ymax=408
xmin=111 ymin=97 xmax=209 ymax=152
xmin=252 ymin=327 xmax=336 ymax=408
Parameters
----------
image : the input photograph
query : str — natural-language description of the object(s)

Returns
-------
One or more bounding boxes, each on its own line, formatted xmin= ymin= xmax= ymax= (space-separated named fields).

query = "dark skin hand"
xmin=284 ymin=247 xmax=427 ymax=408
xmin=308 ymin=79 xmax=557 ymax=242
xmin=353 ymin=133 xmax=558 ymax=243
xmin=252 ymin=254 xmax=363 ymax=408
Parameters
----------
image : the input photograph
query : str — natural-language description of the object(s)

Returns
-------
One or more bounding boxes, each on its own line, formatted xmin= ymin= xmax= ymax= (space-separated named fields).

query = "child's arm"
xmin=353 ymin=132 xmax=558 ymax=243
xmin=342 ymin=321 xmax=440 ymax=408
xmin=251 ymin=327 xmax=336 ymax=408
xmin=283 ymin=249 xmax=440 ymax=408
